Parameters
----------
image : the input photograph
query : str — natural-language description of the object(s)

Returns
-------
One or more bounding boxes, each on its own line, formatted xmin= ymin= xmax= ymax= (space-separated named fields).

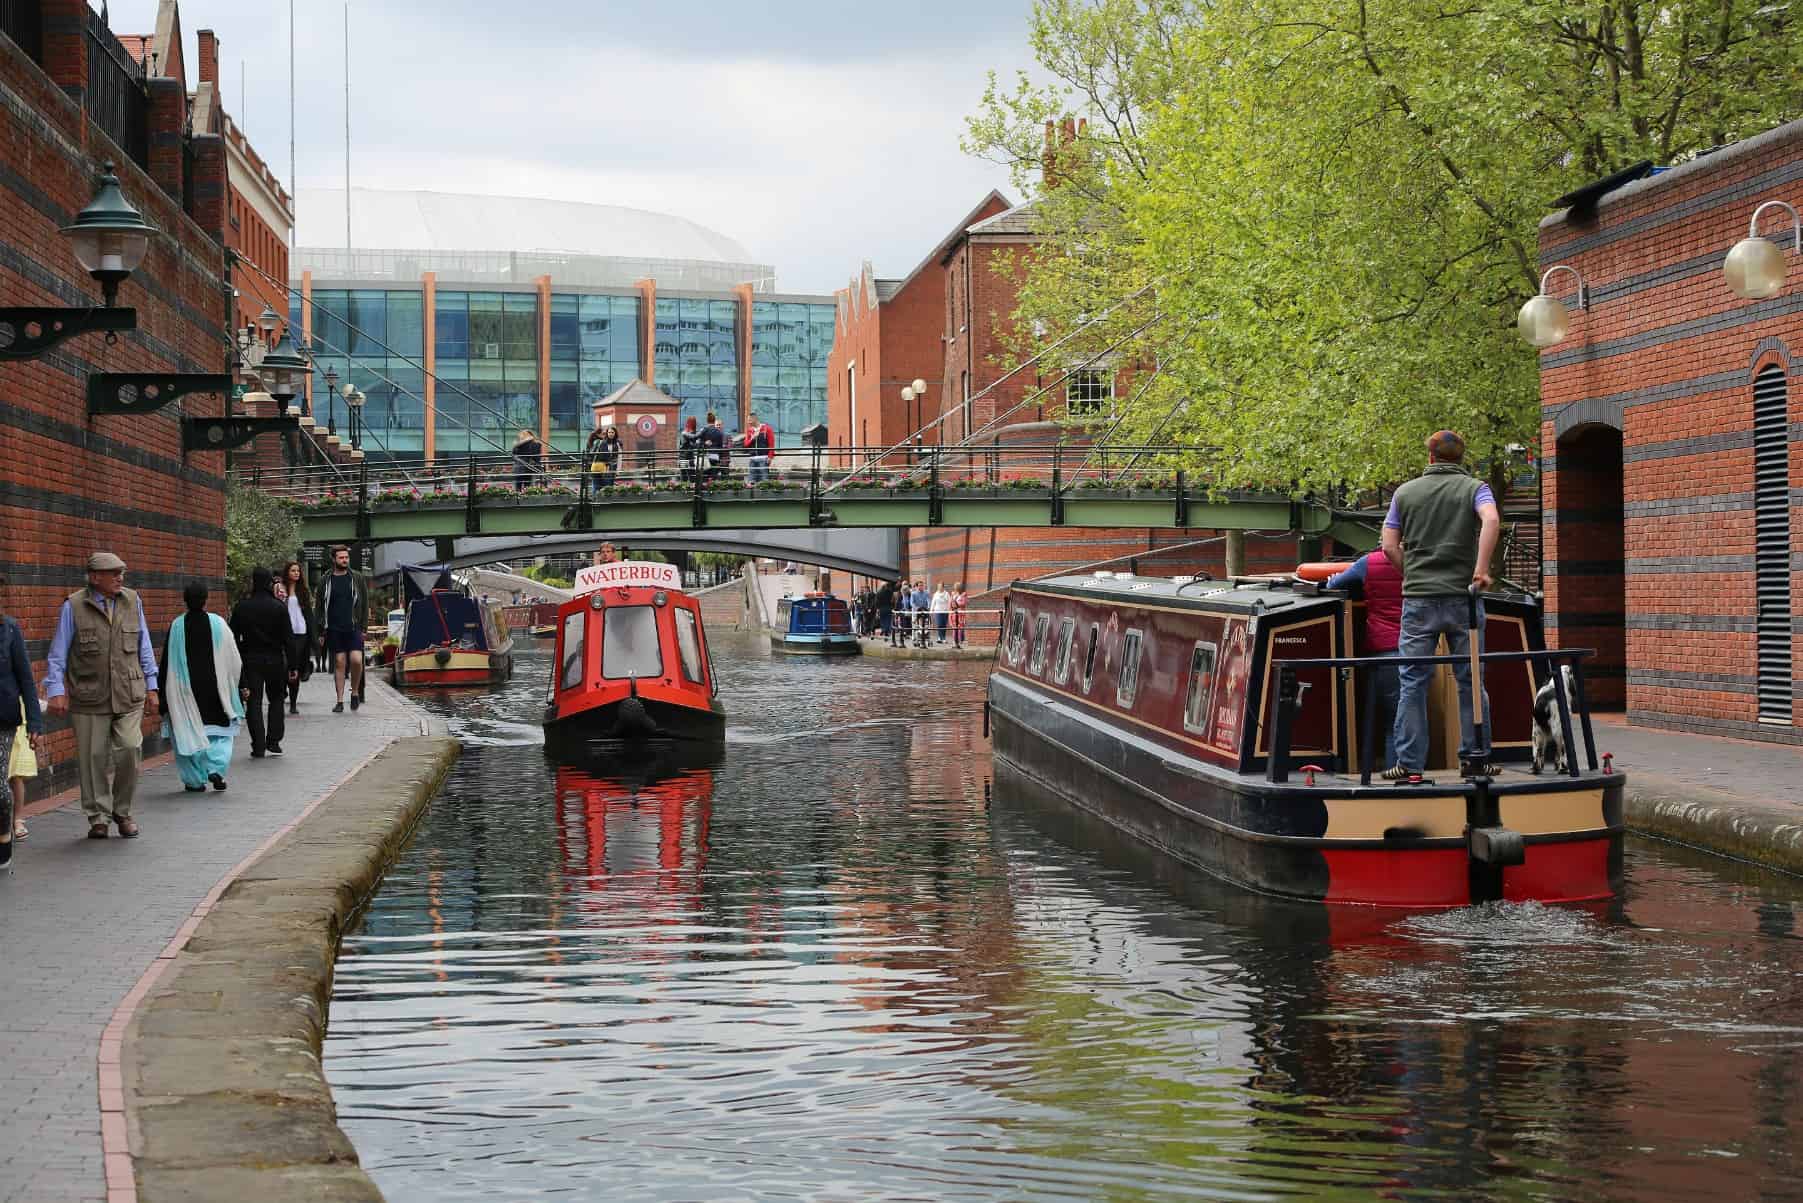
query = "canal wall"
xmin=121 ymin=734 xmax=461 ymax=1202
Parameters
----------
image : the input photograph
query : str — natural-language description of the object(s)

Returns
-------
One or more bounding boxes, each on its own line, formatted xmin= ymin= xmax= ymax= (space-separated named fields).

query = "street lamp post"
xmin=260 ymin=328 xmax=312 ymax=420
xmin=1725 ymin=200 xmax=1799 ymax=300
xmin=323 ymin=365 xmax=340 ymax=439
xmin=1 ymin=162 xmax=153 ymax=360
xmin=344 ymin=384 xmax=366 ymax=456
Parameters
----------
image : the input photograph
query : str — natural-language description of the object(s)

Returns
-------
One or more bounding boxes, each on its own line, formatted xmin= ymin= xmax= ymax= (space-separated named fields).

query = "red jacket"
xmin=743 ymin=423 xmax=774 ymax=453
xmin=1361 ymin=550 xmax=1402 ymax=652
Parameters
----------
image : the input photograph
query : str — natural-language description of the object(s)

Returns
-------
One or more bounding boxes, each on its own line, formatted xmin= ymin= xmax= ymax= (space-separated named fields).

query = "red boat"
xmin=542 ymin=560 xmax=726 ymax=756
xmin=988 ymin=567 xmax=1623 ymax=908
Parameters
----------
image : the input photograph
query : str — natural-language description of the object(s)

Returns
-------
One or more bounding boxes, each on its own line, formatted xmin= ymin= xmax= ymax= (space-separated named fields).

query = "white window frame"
xmin=1081 ymin=623 xmax=1100 ymax=693
xmin=1065 ymin=365 xmax=1114 ymax=417
xmin=1182 ymin=641 xmax=1218 ymax=734
xmin=1116 ymin=628 xmax=1144 ymax=707
xmin=1052 ymin=618 xmax=1076 ymax=684
xmin=1028 ymin=614 xmax=1053 ymax=675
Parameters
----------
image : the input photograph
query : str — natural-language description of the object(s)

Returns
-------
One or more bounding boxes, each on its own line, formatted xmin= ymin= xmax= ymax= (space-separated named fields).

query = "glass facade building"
xmin=292 ymin=283 xmax=834 ymax=460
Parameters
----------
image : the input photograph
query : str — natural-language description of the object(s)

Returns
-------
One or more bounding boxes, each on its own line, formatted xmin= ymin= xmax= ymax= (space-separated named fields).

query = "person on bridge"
xmin=314 ymin=545 xmax=370 ymax=714
xmin=743 ymin=412 xmax=776 ymax=484
xmin=512 ymin=428 xmax=544 ymax=491
xmin=587 ymin=425 xmax=622 ymax=489
xmin=702 ymin=411 xmax=728 ymax=481
xmin=1381 ymin=430 xmax=1501 ymax=780
xmin=44 ymin=551 xmax=160 ymax=839
xmin=162 ymin=581 xmax=243 ymax=792
xmin=678 ymin=416 xmax=702 ymax=483
xmin=279 ymin=561 xmax=312 ymax=716
xmin=1325 ymin=551 xmax=1403 ymax=770
xmin=232 ymin=567 xmax=300 ymax=758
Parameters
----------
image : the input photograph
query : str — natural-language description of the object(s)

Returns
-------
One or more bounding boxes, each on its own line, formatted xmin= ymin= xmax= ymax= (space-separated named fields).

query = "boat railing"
xmin=1266 ymin=647 xmax=1599 ymax=786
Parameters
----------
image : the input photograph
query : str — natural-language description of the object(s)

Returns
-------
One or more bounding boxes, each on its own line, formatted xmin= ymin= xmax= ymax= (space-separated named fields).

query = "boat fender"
xmin=434 ymin=648 xmax=452 ymax=667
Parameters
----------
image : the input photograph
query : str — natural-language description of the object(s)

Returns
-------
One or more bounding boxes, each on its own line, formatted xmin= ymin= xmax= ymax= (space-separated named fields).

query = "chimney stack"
xmin=197 ymin=29 xmax=218 ymax=86
xmin=1041 ymin=116 xmax=1088 ymax=190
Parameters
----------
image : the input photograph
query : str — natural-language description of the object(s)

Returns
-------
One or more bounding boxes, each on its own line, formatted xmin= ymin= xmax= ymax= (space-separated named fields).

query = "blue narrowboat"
xmin=771 ymin=593 xmax=860 ymax=656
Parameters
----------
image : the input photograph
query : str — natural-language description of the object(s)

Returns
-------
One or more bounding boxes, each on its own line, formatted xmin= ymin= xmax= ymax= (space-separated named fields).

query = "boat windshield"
xmin=602 ymin=605 xmax=664 ymax=680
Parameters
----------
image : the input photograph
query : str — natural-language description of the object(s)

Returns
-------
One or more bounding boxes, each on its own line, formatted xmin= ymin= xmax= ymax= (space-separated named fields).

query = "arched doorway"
xmin=1552 ymin=424 xmax=1625 ymax=710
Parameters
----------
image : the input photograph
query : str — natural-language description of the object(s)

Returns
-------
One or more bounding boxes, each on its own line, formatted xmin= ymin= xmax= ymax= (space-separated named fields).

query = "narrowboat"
xmin=987 ymin=569 xmax=1623 ymax=908
xmin=543 ymin=559 xmax=726 ymax=756
xmin=770 ymin=592 xmax=860 ymax=656
xmin=390 ymin=566 xmax=515 ymax=687
xmin=529 ymin=602 xmax=559 ymax=639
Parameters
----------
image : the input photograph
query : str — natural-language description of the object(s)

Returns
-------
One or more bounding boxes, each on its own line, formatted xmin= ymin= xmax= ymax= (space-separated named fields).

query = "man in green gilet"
xmin=1380 ymin=431 xmax=1500 ymax=779
xmin=44 ymin=551 xmax=161 ymax=838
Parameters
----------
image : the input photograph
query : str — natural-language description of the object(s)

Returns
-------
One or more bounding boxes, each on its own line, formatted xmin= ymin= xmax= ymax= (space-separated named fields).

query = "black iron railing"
xmin=1267 ymin=647 xmax=1597 ymax=785
xmin=85 ymin=10 xmax=148 ymax=168
xmin=1 ymin=0 xmax=43 ymax=63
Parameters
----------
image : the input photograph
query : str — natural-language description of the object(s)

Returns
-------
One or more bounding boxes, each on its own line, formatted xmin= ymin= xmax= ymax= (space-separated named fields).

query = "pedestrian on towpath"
xmin=0 ymin=575 xmax=46 ymax=869
xmin=911 ymin=581 xmax=932 ymax=647
xmin=232 ymin=567 xmax=298 ymax=758
xmin=162 ymin=581 xmax=243 ymax=792
xmin=314 ymin=544 xmax=369 ymax=714
xmin=931 ymin=583 xmax=951 ymax=643
xmin=1381 ymin=430 xmax=1501 ymax=779
xmin=875 ymin=580 xmax=894 ymax=642
xmin=44 ymin=551 xmax=160 ymax=839
xmin=951 ymin=583 xmax=968 ymax=648
xmin=279 ymin=561 xmax=313 ymax=715
xmin=1325 ymin=551 xmax=1403 ymax=770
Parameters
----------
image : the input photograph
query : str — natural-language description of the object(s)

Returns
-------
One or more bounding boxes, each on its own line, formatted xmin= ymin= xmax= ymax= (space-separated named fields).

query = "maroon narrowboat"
xmin=987 ymin=569 xmax=1623 ymax=908
xmin=543 ymin=561 xmax=726 ymax=756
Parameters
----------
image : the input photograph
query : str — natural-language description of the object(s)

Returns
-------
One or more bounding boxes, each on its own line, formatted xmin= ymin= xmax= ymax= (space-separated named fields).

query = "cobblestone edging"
xmin=120 ymin=736 xmax=460 ymax=1202
xmin=856 ymin=637 xmax=995 ymax=661
xmin=1626 ymin=774 xmax=1803 ymax=877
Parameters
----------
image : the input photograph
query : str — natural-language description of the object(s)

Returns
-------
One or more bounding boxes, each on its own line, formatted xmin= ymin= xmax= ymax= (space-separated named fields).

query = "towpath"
xmin=0 ymin=674 xmax=428 ymax=1203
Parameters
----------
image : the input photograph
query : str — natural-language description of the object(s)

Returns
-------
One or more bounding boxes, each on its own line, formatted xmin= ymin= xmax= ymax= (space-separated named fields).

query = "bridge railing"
xmin=233 ymin=444 xmax=1260 ymax=505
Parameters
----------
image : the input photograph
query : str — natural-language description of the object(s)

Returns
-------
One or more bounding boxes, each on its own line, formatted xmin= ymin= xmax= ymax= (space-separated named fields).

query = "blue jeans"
xmin=1393 ymin=596 xmax=1490 ymax=771
xmin=748 ymin=455 xmax=770 ymax=483
xmin=1367 ymin=650 xmax=1399 ymax=768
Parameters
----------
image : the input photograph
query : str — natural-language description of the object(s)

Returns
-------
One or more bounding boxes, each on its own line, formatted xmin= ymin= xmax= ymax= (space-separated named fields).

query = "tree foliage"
xmin=225 ymin=479 xmax=302 ymax=603
xmin=967 ymin=0 xmax=1803 ymax=491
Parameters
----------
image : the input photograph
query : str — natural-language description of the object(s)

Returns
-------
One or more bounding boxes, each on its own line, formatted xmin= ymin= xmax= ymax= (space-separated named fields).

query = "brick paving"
xmin=1595 ymin=714 xmax=1803 ymax=820
xmin=0 ymin=673 xmax=426 ymax=1203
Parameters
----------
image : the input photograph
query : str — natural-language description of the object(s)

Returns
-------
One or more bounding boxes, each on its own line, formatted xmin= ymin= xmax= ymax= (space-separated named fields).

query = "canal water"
xmin=326 ymin=636 xmax=1803 ymax=1202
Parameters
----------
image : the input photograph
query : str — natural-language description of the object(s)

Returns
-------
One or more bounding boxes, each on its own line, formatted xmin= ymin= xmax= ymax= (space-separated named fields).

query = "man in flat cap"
xmin=45 ymin=552 xmax=160 ymax=838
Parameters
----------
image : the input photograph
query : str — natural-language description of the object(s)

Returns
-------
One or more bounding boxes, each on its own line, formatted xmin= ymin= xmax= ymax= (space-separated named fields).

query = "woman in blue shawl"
xmin=160 ymin=582 xmax=243 ymax=792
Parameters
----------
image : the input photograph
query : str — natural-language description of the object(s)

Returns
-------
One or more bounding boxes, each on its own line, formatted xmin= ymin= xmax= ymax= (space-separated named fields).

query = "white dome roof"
xmin=296 ymin=187 xmax=757 ymax=265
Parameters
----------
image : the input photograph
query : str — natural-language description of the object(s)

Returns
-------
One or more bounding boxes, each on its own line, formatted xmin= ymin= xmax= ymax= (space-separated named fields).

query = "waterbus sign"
xmin=574 ymin=560 xmax=681 ymax=594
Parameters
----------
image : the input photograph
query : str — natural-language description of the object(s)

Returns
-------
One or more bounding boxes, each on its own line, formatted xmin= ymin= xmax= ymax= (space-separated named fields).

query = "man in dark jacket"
xmin=231 ymin=566 xmax=298 ymax=757
xmin=700 ymin=410 xmax=728 ymax=481
xmin=875 ymin=580 xmax=894 ymax=642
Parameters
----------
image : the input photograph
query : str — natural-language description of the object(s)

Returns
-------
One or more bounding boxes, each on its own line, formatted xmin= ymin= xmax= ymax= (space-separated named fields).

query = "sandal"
xmin=12 ymin=821 xmax=23 ymax=840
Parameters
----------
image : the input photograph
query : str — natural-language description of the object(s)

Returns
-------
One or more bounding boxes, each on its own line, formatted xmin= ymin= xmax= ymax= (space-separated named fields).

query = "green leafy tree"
xmin=225 ymin=479 xmax=302 ymax=603
xmin=968 ymin=0 xmax=1803 ymax=491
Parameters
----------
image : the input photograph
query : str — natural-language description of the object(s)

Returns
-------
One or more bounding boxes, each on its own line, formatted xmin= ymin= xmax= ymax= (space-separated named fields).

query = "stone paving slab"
xmin=1596 ymin=715 xmax=1803 ymax=874
xmin=0 ymin=672 xmax=428 ymax=1203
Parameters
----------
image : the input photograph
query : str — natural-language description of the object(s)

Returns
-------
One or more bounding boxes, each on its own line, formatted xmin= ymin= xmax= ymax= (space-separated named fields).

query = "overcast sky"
xmin=100 ymin=0 xmax=1035 ymax=294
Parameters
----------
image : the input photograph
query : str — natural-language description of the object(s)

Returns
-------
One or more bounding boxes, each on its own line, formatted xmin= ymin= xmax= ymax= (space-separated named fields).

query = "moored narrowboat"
xmin=770 ymin=593 xmax=860 ymax=656
xmin=528 ymin=601 xmax=558 ymax=639
xmin=987 ymin=569 xmax=1623 ymax=908
xmin=543 ymin=559 xmax=726 ymax=756
xmin=390 ymin=567 xmax=515 ymax=687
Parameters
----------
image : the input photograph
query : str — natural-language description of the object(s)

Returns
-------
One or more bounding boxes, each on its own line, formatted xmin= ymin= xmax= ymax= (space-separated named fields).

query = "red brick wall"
xmin=0 ymin=21 xmax=230 ymax=781
xmin=1538 ymin=117 xmax=1803 ymax=742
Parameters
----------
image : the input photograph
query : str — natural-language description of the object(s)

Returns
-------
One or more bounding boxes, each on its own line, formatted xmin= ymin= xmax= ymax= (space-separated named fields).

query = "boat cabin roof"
xmin=1018 ymin=572 xmax=1341 ymax=618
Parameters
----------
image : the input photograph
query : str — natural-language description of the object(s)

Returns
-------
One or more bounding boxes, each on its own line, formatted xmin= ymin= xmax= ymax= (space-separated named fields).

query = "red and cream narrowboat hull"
xmin=988 ymin=571 xmax=1623 ymax=908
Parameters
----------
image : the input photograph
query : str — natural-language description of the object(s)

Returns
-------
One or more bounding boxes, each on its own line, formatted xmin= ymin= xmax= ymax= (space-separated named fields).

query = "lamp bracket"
xmin=1538 ymin=264 xmax=1588 ymax=310
xmin=182 ymin=415 xmax=299 ymax=454
xmin=88 ymin=372 xmax=232 ymax=416
xmin=1749 ymin=200 xmax=1802 ymax=253
xmin=0 ymin=307 xmax=136 ymax=361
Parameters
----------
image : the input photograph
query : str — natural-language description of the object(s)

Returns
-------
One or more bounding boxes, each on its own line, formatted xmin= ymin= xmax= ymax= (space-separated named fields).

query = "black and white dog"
xmin=1531 ymin=666 xmax=1575 ymax=774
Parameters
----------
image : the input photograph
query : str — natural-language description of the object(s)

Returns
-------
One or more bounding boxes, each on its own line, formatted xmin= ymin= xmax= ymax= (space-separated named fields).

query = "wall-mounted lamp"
xmin=1517 ymin=265 xmax=1589 ymax=347
xmin=1724 ymin=200 xmax=1798 ymax=300
xmin=0 ymin=162 xmax=151 ymax=360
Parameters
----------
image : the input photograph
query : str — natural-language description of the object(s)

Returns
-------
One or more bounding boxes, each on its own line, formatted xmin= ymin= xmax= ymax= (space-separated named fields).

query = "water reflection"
xmin=327 ymin=640 xmax=1803 ymax=1202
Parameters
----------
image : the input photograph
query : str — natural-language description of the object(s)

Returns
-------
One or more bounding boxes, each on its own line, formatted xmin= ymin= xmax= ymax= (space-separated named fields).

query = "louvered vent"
xmin=1753 ymin=364 xmax=1792 ymax=722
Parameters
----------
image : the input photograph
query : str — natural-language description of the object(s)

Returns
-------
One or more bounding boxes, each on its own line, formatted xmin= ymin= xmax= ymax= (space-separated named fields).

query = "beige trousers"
xmin=71 ymin=708 xmax=144 ymax=823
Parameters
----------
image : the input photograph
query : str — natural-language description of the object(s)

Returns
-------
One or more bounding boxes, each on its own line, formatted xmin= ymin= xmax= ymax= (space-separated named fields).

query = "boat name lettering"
xmin=575 ymin=561 xmax=682 ymax=594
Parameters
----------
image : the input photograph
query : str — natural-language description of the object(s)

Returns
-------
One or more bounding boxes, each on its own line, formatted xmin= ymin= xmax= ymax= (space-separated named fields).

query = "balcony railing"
xmin=1 ymin=0 xmax=43 ymax=63
xmin=85 ymin=10 xmax=148 ymax=168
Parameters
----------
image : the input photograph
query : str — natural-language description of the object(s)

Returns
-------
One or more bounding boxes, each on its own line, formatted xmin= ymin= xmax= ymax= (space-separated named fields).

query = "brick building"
xmin=0 ymin=0 xmax=242 ymax=781
xmin=1538 ymin=117 xmax=1802 ymax=741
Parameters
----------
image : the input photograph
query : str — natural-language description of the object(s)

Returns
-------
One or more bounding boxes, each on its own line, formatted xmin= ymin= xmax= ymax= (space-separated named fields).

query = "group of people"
xmin=860 ymin=581 xmax=967 ymax=648
xmin=0 ymin=546 xmax=374 ymax=862
xmin=1327 ymin=430 xmax=1501 ymax=780
xmin=508 ymin=411 xmax=784 ymax=492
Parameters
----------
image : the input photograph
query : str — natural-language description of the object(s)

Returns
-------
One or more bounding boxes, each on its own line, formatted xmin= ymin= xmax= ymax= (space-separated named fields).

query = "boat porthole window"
xmin=559 ymin=610 xmax=585 ymax=691
xmin=1116 ymin=628 xmax=1144 ymax=708
xmin=673 ymin=607 xmax=706 ymax=684
xmin=1028 ymin=614 xmax=1052 ymax=675
xmin=1006 ymin=607 xmax=1028 ymax=665
xmin=1052 ymin=618 xmax=1076 ymax=684
xmin=1081 ymin=624 xmax=1099 ymax=692
xmin=1183 ymin=641 xmax=1218 ymax=733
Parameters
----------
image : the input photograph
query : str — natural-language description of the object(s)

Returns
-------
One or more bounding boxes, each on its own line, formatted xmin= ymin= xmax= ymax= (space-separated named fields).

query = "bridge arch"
xmin=365 ymin=528 xmax=902 ymax=581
